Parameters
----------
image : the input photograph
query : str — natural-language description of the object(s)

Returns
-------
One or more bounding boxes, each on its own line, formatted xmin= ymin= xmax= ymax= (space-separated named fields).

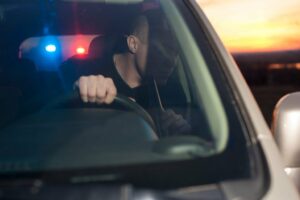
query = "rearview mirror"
xmin=272 ymin=92 xmax=300 ymax=191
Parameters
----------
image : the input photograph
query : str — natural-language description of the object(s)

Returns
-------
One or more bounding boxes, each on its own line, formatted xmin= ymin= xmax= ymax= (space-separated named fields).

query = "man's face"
xmin=135 ymin=20 xmax=149 ymax=77
xmin=131 ymin=14 xmax=177 ymax=84
xmin=145 ymin=18 xmax=177 ymax=84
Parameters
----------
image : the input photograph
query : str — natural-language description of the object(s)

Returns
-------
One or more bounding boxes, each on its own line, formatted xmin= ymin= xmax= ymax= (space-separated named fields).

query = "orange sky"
xmin=196 ymin=0 xmax=300 ymax=52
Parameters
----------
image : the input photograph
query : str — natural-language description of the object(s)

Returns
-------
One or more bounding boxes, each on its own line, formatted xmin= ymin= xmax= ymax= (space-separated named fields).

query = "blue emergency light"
xmin=45 ymin=44 xmax=57 ymax=53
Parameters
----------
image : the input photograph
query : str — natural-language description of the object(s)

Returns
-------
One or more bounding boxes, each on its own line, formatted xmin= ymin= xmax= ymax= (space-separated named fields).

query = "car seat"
xmin=59 ymin=35 xmax=118 ymax=90
xmin=0 ymin=86 xmax=22 ymax=127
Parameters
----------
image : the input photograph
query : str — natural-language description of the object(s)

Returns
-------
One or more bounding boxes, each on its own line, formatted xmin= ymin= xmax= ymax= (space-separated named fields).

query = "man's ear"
xmin=127 ymin=35 xmax=138 ymax=54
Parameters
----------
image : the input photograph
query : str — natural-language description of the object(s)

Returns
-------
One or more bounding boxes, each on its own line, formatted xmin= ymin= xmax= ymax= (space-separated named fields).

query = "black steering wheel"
xmin=44 ymin=91 xmax=156 ymax=131
xmin=114 ymin=93 xmax=156 ymax=131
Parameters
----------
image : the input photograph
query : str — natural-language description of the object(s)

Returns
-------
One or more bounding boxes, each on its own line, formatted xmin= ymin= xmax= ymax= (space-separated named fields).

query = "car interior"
xmin=0 ymin=0 xmax=254 ymax=190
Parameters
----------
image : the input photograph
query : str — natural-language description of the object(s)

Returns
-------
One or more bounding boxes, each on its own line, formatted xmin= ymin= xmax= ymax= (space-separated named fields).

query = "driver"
xmin=74 ymin=14 xmax=191 ymax=136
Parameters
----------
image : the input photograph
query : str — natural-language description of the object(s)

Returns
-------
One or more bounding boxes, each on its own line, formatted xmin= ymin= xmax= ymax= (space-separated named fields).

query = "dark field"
xmin=233 ymin=50 xmax=300 ymax=127
xmin=251 ymin=85 xmax=300 ymax=126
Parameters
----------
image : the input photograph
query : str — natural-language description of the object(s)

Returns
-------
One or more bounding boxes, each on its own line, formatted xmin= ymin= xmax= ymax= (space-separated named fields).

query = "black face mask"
xmin=144 ymin=12 xmax=178 ymax=85
xmin=145 ymin=38 xmax=177 ymax=85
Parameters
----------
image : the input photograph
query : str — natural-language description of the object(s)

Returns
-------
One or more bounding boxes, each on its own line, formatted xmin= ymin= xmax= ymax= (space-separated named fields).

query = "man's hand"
xmin=160 ymin=109 xmax=191 ymax=135
xmin=75 ymin=75 xmax=117 ymax=104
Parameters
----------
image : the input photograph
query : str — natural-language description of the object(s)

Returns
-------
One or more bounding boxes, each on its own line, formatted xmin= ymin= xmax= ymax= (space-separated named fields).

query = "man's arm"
xmin=75 ymin=75 xmax=117 ymax=104
xmin=75 ymin=75 xmax=190 ymax=136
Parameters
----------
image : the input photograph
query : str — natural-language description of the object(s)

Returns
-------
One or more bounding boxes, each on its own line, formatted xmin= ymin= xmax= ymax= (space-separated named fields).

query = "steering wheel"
xmin=44 ymin=91 xmax=156 ymax=131
xmin=114 ymin=93 xmax=156 ymax=131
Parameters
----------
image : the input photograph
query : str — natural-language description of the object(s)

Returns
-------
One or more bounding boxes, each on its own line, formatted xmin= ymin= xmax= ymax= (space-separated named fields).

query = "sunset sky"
xmin=197 ymin=0 xmax=300 ymax=53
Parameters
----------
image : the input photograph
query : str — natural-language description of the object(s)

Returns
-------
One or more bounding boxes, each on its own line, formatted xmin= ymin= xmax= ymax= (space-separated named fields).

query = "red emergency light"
xmin=76 ymin=47 xmax=86 ymax=54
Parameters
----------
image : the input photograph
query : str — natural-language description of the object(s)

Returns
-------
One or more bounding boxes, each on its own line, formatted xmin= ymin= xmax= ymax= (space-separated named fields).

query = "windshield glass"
xmin=0 ymin=0 xmax=250 ymax=188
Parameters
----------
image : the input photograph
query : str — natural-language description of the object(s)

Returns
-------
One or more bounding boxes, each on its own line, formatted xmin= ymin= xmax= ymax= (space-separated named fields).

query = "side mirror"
xmin=272 ymin=92 xmax=300 ymax=191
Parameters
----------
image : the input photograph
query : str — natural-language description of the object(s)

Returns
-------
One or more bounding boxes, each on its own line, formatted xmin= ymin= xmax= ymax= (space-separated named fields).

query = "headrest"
xmin=88 ymin=35 xmax=118 ymax=59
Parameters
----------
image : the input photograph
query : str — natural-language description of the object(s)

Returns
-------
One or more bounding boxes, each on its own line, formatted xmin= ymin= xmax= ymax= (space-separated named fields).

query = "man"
xmin=75 ymin=16 xmax=149 ymax=105
xmin=73 ymin=15 xmax=191 ymax=136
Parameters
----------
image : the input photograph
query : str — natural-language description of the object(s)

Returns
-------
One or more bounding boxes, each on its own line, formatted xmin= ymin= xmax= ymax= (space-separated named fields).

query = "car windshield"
xmin=0 ymin=0 xmax=251 ymax=188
